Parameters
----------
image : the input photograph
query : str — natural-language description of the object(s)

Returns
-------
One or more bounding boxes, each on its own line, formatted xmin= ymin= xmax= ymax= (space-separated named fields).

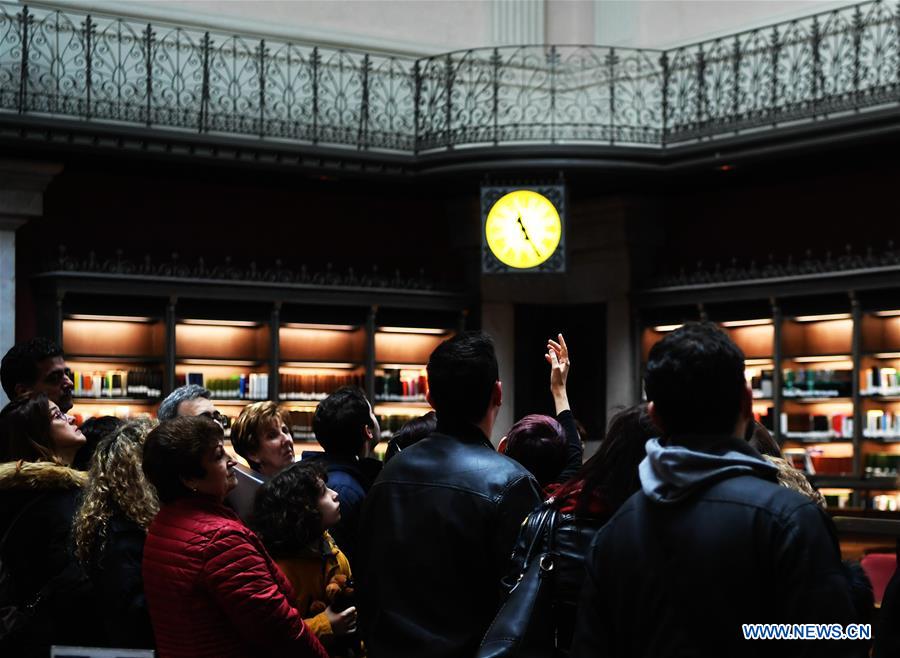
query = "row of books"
xmin=175 ymin=373 xmax=269 ymax=400
xmin=864 ymin=409 xmax=900 ymax=439
xmin=780 ymin=412 xmax=853 ymax=438
xmin=782 ymin=369 xmax=852 ymax=398
xmin=864 ymin=453 xmax=900 ymax=478
xmin=783 ymin=449 xmax=852 ymax=475
xmin=278 ymin=373 xmax=365 ymax=401
xmin=861 ymin=367 xmax=900 ymax=396
xmin=72 ymin=369 xmax=163 ymax=399
xmin=376 ymin=369 xmax=428 ymax=403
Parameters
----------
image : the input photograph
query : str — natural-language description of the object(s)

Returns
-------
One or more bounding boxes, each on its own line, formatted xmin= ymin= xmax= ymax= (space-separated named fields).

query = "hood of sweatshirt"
xmin=639 ymin=435 xmax=779 ymax=504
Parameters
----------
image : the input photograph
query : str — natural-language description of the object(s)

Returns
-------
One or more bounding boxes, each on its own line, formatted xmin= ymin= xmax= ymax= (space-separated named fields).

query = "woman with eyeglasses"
xmin=141 ymin=415 xmax=328 ymax=658
xmin=0 ymin=394 xmax=102 ymax=656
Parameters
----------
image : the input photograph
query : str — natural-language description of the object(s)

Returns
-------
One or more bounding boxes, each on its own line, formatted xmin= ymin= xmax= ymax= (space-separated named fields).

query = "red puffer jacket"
xmin=142 ymin=496 xmax=327 ymax=658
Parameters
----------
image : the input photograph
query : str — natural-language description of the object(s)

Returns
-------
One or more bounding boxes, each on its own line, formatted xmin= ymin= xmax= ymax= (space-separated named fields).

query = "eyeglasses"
xmin=199 ymin=410 xmax=228 ymax=428
xmin=49 ymin=408 xmax=69 ymax=423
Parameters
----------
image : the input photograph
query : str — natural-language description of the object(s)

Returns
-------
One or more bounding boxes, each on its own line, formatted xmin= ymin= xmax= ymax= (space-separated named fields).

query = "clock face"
xmin=485 ymin=190 xmax=562 ymax=269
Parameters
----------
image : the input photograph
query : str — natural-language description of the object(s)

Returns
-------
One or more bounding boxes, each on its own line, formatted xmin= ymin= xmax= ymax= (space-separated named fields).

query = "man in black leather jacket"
xmin=357 ymin=331 xmax=542 ymax=658
xmin=571 ymin=322 xmax=861 ymax=658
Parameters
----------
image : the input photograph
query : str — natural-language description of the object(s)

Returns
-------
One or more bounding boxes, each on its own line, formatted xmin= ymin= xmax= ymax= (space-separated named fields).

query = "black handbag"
xmin=477 ymin=502 xmax=559 ymax=658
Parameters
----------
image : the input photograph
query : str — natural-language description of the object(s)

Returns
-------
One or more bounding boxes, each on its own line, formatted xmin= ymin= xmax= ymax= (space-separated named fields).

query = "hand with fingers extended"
xmin=326 ymin=604 xmax=358 ymax=636
xmin=546 ymin=333 xmax=570 ymax=414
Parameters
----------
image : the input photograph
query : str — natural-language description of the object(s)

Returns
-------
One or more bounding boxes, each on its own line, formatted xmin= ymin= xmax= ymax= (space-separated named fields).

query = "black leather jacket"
xmin=357 ymin=422 xmax=542 ymax=658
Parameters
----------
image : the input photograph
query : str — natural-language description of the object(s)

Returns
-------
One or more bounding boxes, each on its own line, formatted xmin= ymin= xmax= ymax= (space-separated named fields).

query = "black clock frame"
xmin=480 ymin=184 xmax=567 ymax=274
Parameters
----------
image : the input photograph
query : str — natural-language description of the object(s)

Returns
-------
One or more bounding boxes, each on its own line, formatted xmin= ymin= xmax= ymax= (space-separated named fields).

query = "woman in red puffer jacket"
xmin=141 ymin=415 xmax=327 ymax=658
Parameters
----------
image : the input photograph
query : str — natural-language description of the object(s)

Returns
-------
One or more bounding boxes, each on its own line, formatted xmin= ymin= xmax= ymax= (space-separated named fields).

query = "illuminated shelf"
xmin=783 ymin=432 xmax=851 ymax=442
xmin=68 ymin=354 xmax=163 ymax=364
xmin=177 ymin=358 xmax=266 ymax=367
xmin=782 ymin=396 xmax=852 ymax=404
xmin=73 ymin=397 xmax=160 ymax=404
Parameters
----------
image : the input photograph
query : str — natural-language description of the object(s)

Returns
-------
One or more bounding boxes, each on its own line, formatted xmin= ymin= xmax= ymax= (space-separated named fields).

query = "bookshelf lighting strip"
xmin=652 ymin=324 xmax=683 ymax=332
xmin=793 ymin=313 xmax=851 ymax=322
xmin=720 ymin=319 xmax=772 ymax=327
xmin=378 ymin=327 xmax=448 ymax=335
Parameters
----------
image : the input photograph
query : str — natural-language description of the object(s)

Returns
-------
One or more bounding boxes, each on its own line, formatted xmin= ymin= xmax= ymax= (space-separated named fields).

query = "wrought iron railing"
xmin=0 ymin=1 xmax=898 ymax=153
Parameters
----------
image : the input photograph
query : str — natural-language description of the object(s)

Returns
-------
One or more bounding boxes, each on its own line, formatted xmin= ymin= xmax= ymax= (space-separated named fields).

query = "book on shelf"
xmin=750 ymin=370 xmax=773 ymax=398
xmin=376 ymin=369 xmax=428 ymax=402
xmin=782 ymin=368 xmax=851 ymax=398
xmin=73 ymin=368 xmax=162 ymax=399
xmin=780 ymin=412 xmax=852 ymax=438
xmin=783 ymin=448 xmax=852 ymax=476
xmin=864 ymin=453 xmax=900 ymax=478
xmin=176 ymin=372 xmax=269 ymax=400
xmin=864 ymin=410 xmax=900 ymax=439
xmin=279 ymin=372 xmax=365 ymax=401
xmin=862 ymin=367 xmax=900 ymax=396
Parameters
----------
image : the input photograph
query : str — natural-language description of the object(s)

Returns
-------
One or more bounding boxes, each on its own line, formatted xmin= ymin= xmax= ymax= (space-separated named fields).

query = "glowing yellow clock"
xmin=485 ymin=190 xmax=562 ymax=269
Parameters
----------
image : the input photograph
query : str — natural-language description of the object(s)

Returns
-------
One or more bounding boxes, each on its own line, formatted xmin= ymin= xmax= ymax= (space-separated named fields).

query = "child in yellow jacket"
xmin=253 ymin=461 xmax=359 ymax=655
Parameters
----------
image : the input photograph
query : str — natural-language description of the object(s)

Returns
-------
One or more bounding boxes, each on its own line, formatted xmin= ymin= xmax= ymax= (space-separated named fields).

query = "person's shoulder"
xmin=708 ymin=474 xmax=820 ymax=519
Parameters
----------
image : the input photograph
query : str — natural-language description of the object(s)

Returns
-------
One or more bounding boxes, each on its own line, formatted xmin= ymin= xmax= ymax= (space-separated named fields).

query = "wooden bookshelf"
xmin=637 ymin=301 xmax=900 ymax=512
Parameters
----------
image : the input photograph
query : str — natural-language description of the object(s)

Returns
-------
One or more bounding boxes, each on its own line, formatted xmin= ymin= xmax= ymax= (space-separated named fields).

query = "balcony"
xmin=0 ymin=1 xmax=898 ymax=171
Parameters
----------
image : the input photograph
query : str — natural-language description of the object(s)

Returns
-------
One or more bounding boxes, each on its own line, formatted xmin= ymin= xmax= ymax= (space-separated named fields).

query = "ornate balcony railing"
xmin=0 ymin=0 xmax=898 ymax=154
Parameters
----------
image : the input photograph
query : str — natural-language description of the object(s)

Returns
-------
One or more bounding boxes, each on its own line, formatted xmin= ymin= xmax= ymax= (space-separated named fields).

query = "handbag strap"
xmin=519 ymin=503 xmax=559 ymax=573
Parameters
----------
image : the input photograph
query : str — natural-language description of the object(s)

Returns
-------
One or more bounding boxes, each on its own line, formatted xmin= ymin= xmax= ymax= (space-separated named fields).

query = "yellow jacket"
xmin=276 ymin=531 xmax=352 ymax=645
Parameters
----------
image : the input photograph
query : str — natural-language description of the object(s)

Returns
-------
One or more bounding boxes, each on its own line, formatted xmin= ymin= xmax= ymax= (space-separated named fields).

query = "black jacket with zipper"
xmin=357 ymin=421 xmax=542 ymax=658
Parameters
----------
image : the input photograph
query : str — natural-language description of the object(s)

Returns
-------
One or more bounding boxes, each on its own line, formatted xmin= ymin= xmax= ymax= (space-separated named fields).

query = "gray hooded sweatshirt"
xmin=639 ymin=435 xmax=781 ymax=504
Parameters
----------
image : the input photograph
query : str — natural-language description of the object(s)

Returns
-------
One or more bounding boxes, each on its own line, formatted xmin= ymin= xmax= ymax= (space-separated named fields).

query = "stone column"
xmin=481 ymin=300 xmax=515 ymax=446
xmin=0 ymin=160 xmax=63 ymax=406
xmin=491 ymin=0 xmax=545 ymax=45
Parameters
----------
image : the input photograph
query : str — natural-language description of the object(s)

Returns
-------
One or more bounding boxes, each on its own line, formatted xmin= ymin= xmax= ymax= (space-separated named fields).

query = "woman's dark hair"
xmin=427 ymin=331 xmax=498 ymax=425
xmin=252 ymin=461 xmax=328 ymax=559
xmin=557 ymin=403 xmax=657 ymax=517
xmin=503 ymin=414 xmax=566 ymax=488
xmin=0 ymin=394 xmax=57 ymax=462
xmin=142 ymin=415 xmax=223 ymax=504
xmin=384 ymin=411 xmax=436 ymax=462
xmin=74 ymin=415 xmax=125 ymax=471
xmin=645 ymin=322 xmax=746 ymax=436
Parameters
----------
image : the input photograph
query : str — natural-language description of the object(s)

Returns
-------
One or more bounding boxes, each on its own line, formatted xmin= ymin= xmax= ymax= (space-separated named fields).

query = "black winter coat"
xmin=0 ymin=461 xmax=102 ymax=657
xmin=87 ymin=513 xmax=154 ymax=648
xmin=357 ymin=422 xmax=542 ymax=658
xmin=570 ymin=471 xmax=859 ymax=658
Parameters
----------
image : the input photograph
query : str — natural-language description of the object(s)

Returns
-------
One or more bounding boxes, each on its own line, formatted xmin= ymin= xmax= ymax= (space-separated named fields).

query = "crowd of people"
xmin=0 ymin=326 xmax=896 ymax=657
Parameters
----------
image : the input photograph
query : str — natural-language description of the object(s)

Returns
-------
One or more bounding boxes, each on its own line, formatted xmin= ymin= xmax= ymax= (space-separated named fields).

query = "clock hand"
xmin=516 ymin=215 xmax=542 ymax=258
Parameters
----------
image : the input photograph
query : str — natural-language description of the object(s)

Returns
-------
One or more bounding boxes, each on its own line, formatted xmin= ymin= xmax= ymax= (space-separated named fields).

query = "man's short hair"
xmin=157 ymin=384 xmax=212 ymax=421
xmin=426 ymin=331 xmax=498 ymax=425
xmin=1 ymin=337 xmax=64 ymax=399
xmin=644 ymin=322 xmax=746 ymax=436
xmin=231 ymin=401 xmax=284 ymax=467
xmin=313 ymin=387 xmax=372 ymax=457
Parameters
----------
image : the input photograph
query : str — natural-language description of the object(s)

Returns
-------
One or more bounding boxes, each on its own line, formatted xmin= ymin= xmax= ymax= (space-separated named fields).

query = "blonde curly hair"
xmin=74 ymin=418 xmax=160 ymax=566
